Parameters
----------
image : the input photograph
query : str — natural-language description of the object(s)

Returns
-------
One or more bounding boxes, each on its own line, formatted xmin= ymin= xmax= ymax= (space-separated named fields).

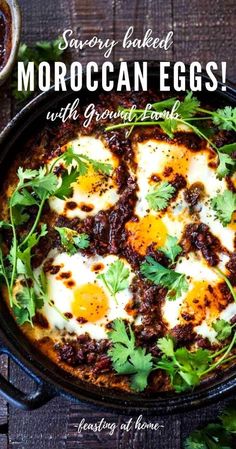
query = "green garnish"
xmin=108 ymin=319 xmax=153 ymax=392
xmin=211 ymin=190 xmax=236 ymax=226
xmin=146 ymin=181 xmax=175 ymax=211
xmin=156 ymin=336 xmax=211 ymax=392
xmin=97 ymin=260 xmax=130 ymax=302
xmin=0 ymin=145 xmax=109 ymax=325
xmin=12 ymin=37 xmax=65 ymax=102
xmin=212 ymin=106 xmax=236 ymax=131
xmin=157 ymin=334 xmax=236 ymax=393
xmin=140 ymin=256 xmax=188 ymax=300
xmin=53 ymin=146 xmax=113 ymax=199
xmin=55 ymin=227 xmax=90 ymax=255
xmin=159 ymin=235 xmax=182 ymax=264
xmin=105 ymin=92 xmax=236 ymax=179
xmin=185 ymin=403 xmax=236 ymax=448
xmin=220 ymin=404 xmax=236 ymax=433
xmin=212 ymin=319 xmax=233 ymax=342
xmin=62 ymin=146 xmax=113 ymax=175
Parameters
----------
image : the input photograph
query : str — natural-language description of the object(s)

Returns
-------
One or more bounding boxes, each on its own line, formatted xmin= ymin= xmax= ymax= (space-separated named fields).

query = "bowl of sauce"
xmin=0 ymin=0 xmax=21 ymax=85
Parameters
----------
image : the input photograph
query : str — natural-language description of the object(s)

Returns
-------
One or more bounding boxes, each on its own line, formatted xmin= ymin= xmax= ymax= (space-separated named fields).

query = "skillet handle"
xmin=0 ymin=345 xmax=56 ymax=410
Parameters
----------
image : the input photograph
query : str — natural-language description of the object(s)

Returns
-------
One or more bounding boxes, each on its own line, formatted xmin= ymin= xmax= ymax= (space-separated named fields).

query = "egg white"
xmin=133 ymin=139 xmax=235 ymax=251
xmin=49 ymin=134 xmax=120 ymax=220
xmin=36 ymin=251 xmax=134 ymax=340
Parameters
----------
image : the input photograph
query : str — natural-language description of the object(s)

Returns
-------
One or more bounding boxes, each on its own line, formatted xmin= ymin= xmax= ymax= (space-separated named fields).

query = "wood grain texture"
xmin=0 ymin=0 xmax=235 ymax=448
xmin=113 ymin=0 xmax=173 ymax=61
xmin=172 ymin=0 xmax=236 ymax=83
xmin=0 ymin=434 xmax=8 ymax=449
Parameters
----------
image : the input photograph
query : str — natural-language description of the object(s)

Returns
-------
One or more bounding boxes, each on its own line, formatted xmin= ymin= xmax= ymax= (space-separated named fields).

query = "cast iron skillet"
xmin=0 ymin=61 xmax=235 ymax=414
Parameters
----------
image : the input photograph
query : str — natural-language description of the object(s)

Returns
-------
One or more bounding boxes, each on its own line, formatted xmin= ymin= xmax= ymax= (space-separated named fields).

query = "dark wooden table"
xmin=0 ymin=1 xmax=235 ymax=447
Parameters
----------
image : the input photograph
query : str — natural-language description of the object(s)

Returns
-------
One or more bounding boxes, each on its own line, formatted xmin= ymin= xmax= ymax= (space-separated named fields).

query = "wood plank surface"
xmin=0 ymin=0 xmax=235 ymax=448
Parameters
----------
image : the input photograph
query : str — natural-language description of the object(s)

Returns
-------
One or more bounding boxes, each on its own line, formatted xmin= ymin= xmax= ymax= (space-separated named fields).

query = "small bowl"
xmin=0 ymin=0 xmax=21 ymax=86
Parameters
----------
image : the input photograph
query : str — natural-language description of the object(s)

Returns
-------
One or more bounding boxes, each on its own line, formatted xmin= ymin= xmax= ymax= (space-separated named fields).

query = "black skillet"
xmin=0 ymin=61 xmax=235 ymax=413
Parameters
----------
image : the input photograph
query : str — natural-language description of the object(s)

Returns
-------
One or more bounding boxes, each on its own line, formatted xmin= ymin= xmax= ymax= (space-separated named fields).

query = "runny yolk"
xmin=160 ymin=146 xmax=190 ymax=180
xmin=72 ymin=283 xmax=109 ymax=322
xmin=74 ymin=165 xmax=107 ymax=195
xmin=229 ymin=211 xmax=236 ymax=232
xmin=179 ymin=280 xmax=228 ymax=326
xmin=126 ymin=215 xmax=167 ymax=256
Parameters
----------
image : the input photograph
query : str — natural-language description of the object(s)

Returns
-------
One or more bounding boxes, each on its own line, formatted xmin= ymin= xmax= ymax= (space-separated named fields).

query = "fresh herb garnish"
xmin=53 ymin=146 xmax=113 ymax=199
xmin=55 ymin=227 xmax=90 ymax=255
xmin=62 ymin=146 xmax=113 ymax=175
xmin=105 ymin=92 xmax=236 ymax=179
xmin=140 ymin=256 xmax=188 ymax=300
xmin=157 ymin=334 xmax=236 ymax=392
xmin=159 ymin=235 xmax=182 ymax=264
xmin=211 ymin=190 xmax=236 ymax=226
xmin=184 ymin=403 xmax=236 ymax=449
xmin=212 ymin=319 xmax=233 ymax=341
xmin=12 ymin=37 xmax=65 ymax=102
xmin=0 ymin=145 xmax=106 ymax=324
xmin=146 ymin=181 xmax=175 ymax=211
xmin=54 ymin=168 xmax=80 ymax=200
xmin=97 ymin=260 xmax=130 ymax=303
xmin=108 ymin=319 xmax=153 ymax=392
xmin=156 ymin=336 xmax=211 ymax=392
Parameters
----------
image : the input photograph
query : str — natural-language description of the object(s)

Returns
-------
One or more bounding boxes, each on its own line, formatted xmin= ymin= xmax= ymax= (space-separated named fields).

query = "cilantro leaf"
xmin=54 ymin=168 xmax=80 ymax=200
xmin=152 ymin=97 xmax=177 ymax=112
xmin=159 ymin=119 xmax=178 ymax=138
xmin=97 ymin=260 xmax=130 ymax=301
xmin=146 ymin=181 xmax=175 ymax=211
xmin=217 ymin=152 xmax=235 ymax=179
xmin=220 ymin=404 xmax=236 ymax=433
xmin=184 ymin=424 xmax=233 ymax=449
xmin=156 ymin=336 xmax=211 ymax=392
xmin=212 ymin=319 xmax=232 ymax=341
xmin=140 ymin=256 xmax=188 ymax=300
xmin=159 ymin=235 xmax=182 ymax=264
xmin=157 ymin=336 xmax=175 ymax=357
xmin=13 ymin=286 xmax=43 ymax=326
xmin=177 ymin=91 xmax=200 ymax=118
xmin=212 ymin=106 xmax=236 ymax=131
xmin=108 ymin=319 xmax=153 ymax=392
xmin=35 ymin=37 xmax=64 ymax=62
xmin=63 ymin=146 xmax=113 ymax=175
xmin=55 ymin=227 xmax=90 ymax=255
xmin=12 ymin=37 xmax=66 ymax=102
xmin=211 ymin=190 xmax=236 ymax=226
xmin=11 ymin=188 xmax=39 ymax=207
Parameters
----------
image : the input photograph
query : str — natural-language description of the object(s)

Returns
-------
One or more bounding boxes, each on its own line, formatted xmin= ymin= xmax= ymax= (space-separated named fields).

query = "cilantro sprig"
xmin=97 ymin=260 xmax=130 ymax=303
xmin=105 ymin=92 xmax=236 ymax=179
xmin=55 ymin=227 xmax=90 ymax=255
xmin=0 ymin=145 xmax=108 ymax=325
xmin=12 ymin=37 xmax=65 ymax=102
xmin=52 ymin=146 xmax=113 ymax=199
xmin=157 ymin=334 xmax=236 ymax=393
xmin=211 ymin=190 xmax=236 ymax=226
xmin=212 ymin=319 xmax=233 ymax=342
xmin=159 ymin=235 xmax=182 ymax=264
xmin=146 ymin=181 xmax=175 ymax=211
xmin=108 ymin=319 xmax=153 ymax=392
xmin=184 ymin=403 xmax=236 ymax=449
xmin=140 ymin=256 xmax=188 ymax=300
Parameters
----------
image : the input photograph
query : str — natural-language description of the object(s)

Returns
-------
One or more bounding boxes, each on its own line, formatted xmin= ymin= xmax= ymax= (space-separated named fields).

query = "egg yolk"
xmin=72 ymin=283 xmax=109 ymax=322
xmin=126 ymin=215 xmax=167 ymax=255
xmin=74 ymin=165 xmax=109 ymax=195
xmin=179 ymin=280 xmax=227 ymax=326
xmin=229 ymin=211 xmax=236 ymax=232
xmin=159 ymin=146 xmax=190 ymax=180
